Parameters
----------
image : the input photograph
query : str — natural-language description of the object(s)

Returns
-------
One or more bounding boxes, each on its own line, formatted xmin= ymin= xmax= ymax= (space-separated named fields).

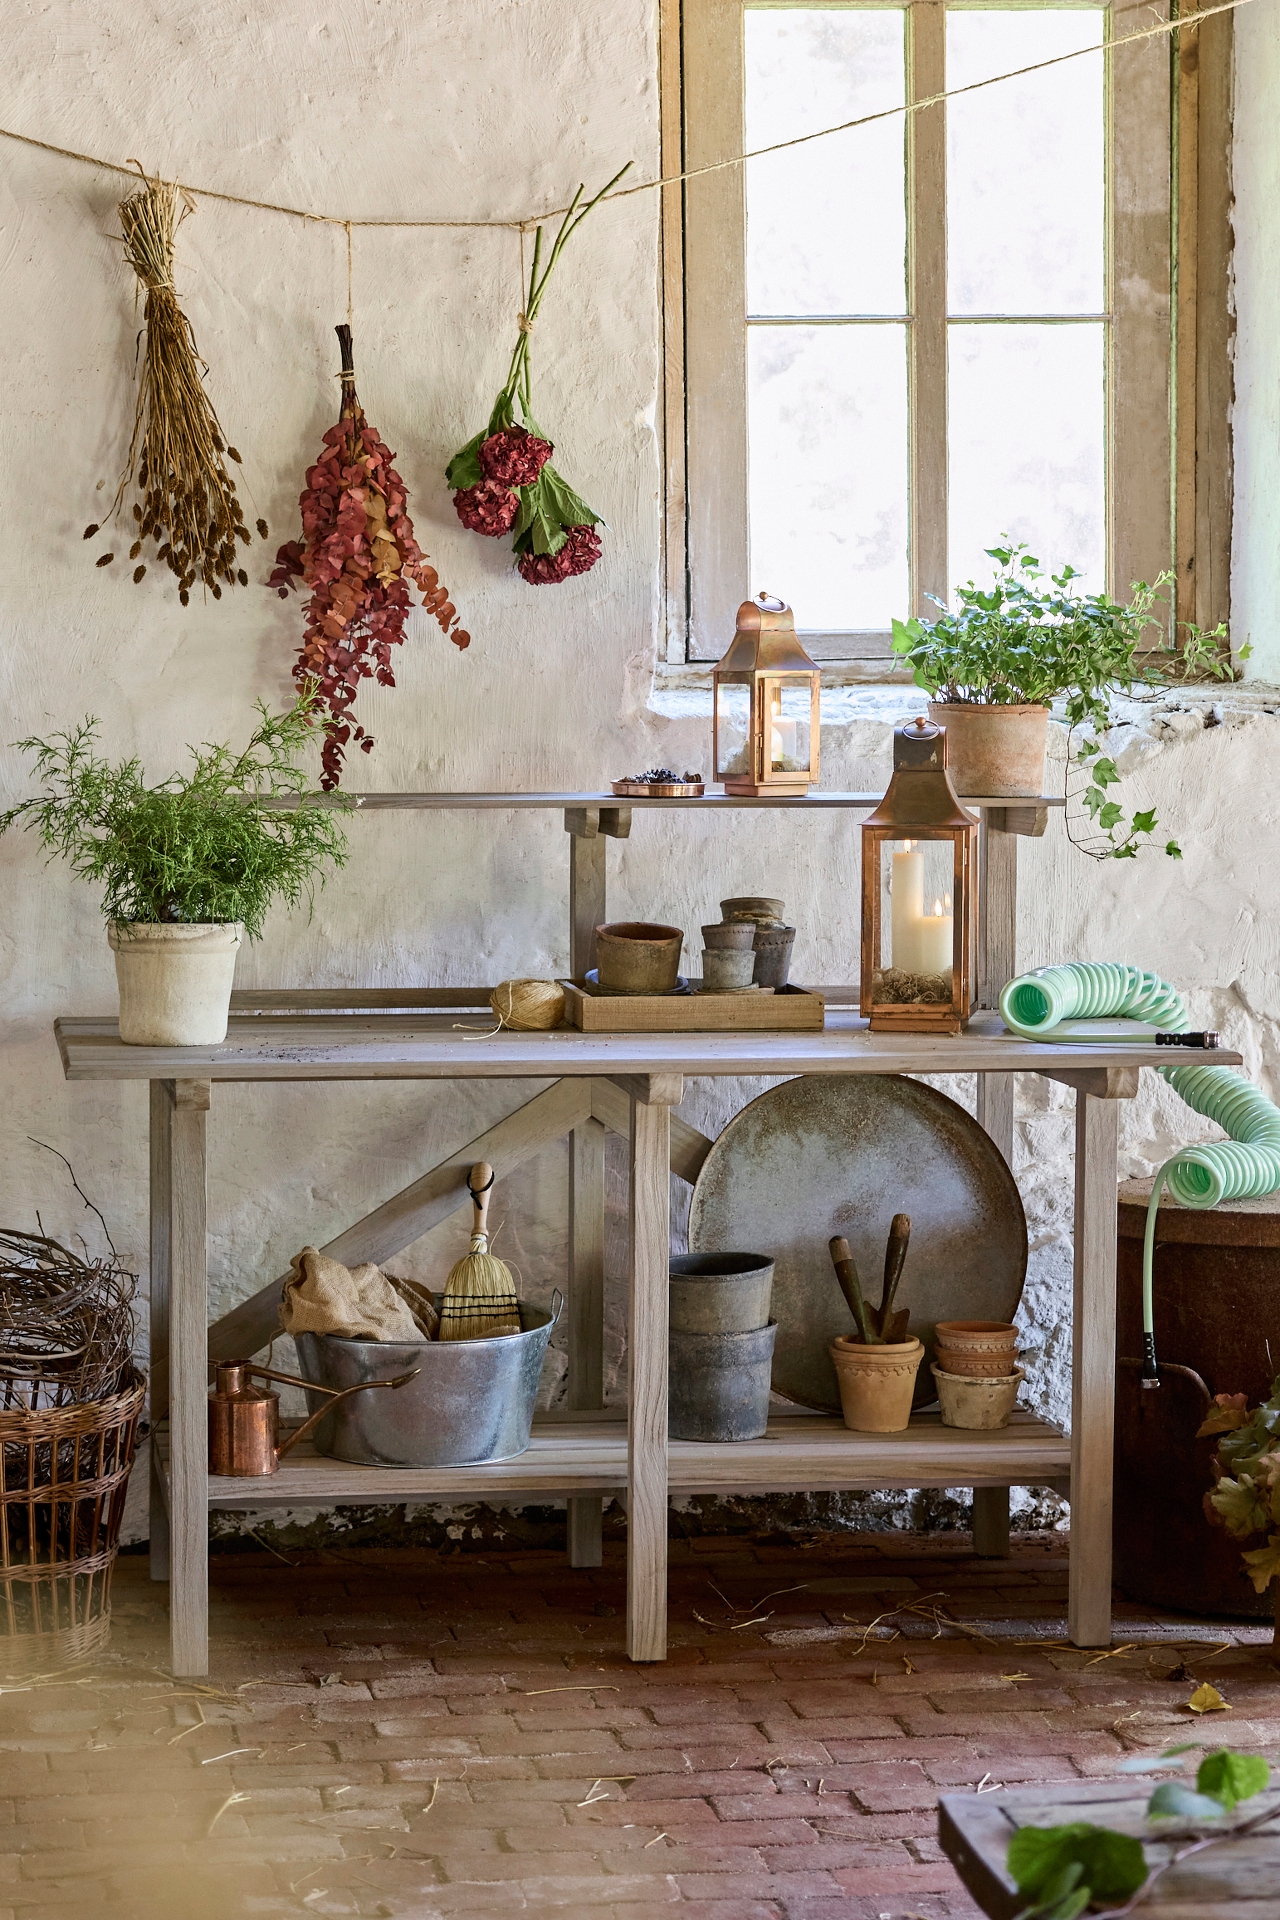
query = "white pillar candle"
xmin=890 ymin=842 xmax=925 ymax=972
xmin=918 ymin=893 xmax=953 ymax=977
xmin=770 ymin=717 xmax=799 ymax=769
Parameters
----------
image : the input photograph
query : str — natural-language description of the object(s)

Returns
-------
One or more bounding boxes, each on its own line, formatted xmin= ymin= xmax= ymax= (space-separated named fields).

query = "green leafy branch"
xmin=0 ymin=686 xmax=350 ymax=939
xmin=1009 ymin=1746 xmax=1276 ymax=1917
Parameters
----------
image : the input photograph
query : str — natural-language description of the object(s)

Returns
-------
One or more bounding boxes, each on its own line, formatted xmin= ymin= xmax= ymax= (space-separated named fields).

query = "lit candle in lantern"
xmin=918 ymin=892 xmax=953 ymax=976
xmin=769 ymin=689 xmax=799 ymax=770
xmin=891 ymin=839 xmax=925 ymax=972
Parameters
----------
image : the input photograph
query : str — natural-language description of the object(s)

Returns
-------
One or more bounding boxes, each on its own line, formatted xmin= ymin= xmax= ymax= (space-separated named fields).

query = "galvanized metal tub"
xmin=669 ymin=1254 xmax=774 ymax=1333
xmin=294 ymin=1298 xmax=559 ymax=1467
xmin=669 ymin=1321 xmax=778 ymax=1442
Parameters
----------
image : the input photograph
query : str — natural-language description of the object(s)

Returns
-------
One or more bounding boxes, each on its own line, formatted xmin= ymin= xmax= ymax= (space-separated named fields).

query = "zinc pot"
xmin=594 ymin=921 xmax=684 ymax=993
xmin=830 ymin=1335 xmax=924 ymax=1433
xmin=669 ymin=1321 xmax=777 ymax=1441
xmin=701 ymin=923 xmax=756 ymax=951
xmin=752 ymin=924 xmax=796 ymax=989
xmin=932 ymin=1361 xmax=1024 ymax=1430
xmin=108 ymin=921 xmax=242 ymax=1046
xmin=701 ymin=948 xmax=757 ymax=993
xmin=670 ymin=1253 xmax=774 ymax=1333
xmin=926 ymin=702 xmax=1049 ymax=798
xmin=294 ymin=1299 xmax=559 ymax=1467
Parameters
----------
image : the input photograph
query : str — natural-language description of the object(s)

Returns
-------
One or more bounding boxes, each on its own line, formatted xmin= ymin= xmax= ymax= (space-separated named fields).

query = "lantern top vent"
xmin=864 ymin=715 xmax=974 ymax=831
xmin=719 ymin=593 xmax=820 ymax=675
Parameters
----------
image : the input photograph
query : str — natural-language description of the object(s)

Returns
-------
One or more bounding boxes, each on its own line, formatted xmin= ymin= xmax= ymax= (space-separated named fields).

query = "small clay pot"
xmin=701 ymin=948 xmax=757 ymax=993
xmin=752 ymin=924 xmax=796 ymax=989
xmin=701 ymin=923 xmax=756 ymax=951
xmin=932 ymin=1362 xmax=1024 ymax=1430
xmin=594 ymin=922 xmax=684 ymax=993
xmin=721 ymin=896 xmax=784 ymax=925
xmin=934 ymin=1319 xmax=1019 ymax=1377
xmin=830 ymin=1335 xmax=924 ymax=1433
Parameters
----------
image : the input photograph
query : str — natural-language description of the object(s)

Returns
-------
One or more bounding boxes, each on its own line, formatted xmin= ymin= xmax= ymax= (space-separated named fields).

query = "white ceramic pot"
xmin=108 ymin=922 xmax=243 ymax=1046
xmin=927 ymin=702 xmax=1049 ymax=798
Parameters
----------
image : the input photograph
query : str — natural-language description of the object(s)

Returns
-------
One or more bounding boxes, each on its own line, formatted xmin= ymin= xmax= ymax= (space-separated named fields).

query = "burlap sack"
xmin=280 ymin=1247 xmax=437 ymax=1341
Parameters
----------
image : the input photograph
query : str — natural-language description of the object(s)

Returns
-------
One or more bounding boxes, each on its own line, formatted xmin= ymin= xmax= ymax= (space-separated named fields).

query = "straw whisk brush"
xmin=438 ymin=1162 xmax=521 ymax=1341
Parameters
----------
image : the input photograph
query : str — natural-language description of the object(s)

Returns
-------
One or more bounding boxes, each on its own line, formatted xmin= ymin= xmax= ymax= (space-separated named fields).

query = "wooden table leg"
xmin=164 ymin=1078 xmax=211 ymax=1677
xmin=1068 ymin=1088 xmax=1119 ymax=1647
xmin=149 ymin=1081 xmax=172 ymax=1584
xmin=625 ymin=1074 xmax=681 ymax=1663
xmin=567 ymin=1116 xmax=606 ymax=1568
xmin=972 ymin=1486 xmax=1011 ymax=1557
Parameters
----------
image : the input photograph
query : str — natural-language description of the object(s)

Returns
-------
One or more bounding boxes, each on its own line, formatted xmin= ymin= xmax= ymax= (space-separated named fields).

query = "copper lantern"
xmin=860 ymin=717 xmax=977 ymax=1035
xmin=713 ymin=593 xmax=821 ymax=796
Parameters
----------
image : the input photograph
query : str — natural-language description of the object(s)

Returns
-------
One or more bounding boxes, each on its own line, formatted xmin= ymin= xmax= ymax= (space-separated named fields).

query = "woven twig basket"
xmin=0 ymin=1368 xmax=145 ymax=1673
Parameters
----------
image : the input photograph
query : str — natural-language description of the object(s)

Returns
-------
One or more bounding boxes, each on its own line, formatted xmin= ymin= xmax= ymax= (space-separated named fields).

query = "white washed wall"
xmin=0 ymin=1 xmax=1276 ymax=1543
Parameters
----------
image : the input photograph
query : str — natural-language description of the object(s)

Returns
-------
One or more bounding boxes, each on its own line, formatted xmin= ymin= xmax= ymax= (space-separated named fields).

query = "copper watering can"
xmin=208 ymin=1358 xmax=421 ymax=1476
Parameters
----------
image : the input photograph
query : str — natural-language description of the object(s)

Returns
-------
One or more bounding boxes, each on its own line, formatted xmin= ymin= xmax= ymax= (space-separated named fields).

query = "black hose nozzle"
xmin=1141 ymin=1330 xmax=1161 ymax=1387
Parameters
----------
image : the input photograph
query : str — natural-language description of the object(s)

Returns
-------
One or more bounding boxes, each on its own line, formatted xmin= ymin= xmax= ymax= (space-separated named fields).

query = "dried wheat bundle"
xmin=84 ymin=172 xmax=267 ymax=603
xmin=0 ymin=1230 xmax=137 ymax=1410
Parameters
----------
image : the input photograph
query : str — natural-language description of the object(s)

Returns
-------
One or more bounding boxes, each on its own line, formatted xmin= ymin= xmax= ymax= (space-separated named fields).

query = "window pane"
xmin=948 ymin=323 xmax=1105 ymax=595
xmin=748 ymin=325 xmax=909 ymax=629
xmin=746 ymin=8 xmax=906 ymax=317
xmin=947 ymin=10 xmax=1105 ymax=315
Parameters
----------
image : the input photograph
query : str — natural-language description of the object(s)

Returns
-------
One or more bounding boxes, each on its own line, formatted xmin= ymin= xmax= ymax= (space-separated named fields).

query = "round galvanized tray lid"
xmin=688 ymin=1075 xmax=1027 ymax=1412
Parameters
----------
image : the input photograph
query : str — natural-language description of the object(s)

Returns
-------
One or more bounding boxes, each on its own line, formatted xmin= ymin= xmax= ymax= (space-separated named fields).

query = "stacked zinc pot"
xmin=668 ymin=1254 xmax=776 ymax=1441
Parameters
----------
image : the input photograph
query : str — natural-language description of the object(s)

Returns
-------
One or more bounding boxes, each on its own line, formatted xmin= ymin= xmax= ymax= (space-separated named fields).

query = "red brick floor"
xmin=0 ymin=1531 xmax=1275 ymax=1919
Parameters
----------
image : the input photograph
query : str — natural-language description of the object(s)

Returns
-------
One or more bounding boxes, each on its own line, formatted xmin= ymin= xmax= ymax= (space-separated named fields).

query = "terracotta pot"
xmin=935 ymin=1347 xmax=1022 ymax=1378
xmin=109 ymin=921 xmax=242 ymax=1046
xmin=934 ymin=1319 xmax=1019 ymax=1378
xmin=700 ymin=948 xmax=757 ymax=993
xmin=830 ymin=1335 xmax=923 ymax=1433
xmin=720 ymin=896 xmax=784 ymax=925
xmin=932 ymin=1362 xmax=1024 ymax=1430
xmin=701 ymin=923 xmax=756 ymax=951
xmin=926 ymin=702 xmax=1049 ymax=797
xmin=594 ymin=922 xmax=683 ymax=993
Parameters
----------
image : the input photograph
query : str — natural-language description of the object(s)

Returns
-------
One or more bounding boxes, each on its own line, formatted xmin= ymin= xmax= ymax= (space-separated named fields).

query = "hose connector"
xmin=1155 ymin=1030 xmax=1221 ymax=1050
xmin=1141 ymin=1330 xmax=1161 ymax=1387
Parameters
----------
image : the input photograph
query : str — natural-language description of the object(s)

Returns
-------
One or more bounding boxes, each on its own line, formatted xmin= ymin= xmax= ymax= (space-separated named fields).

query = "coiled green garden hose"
xmin=998 ymin=962 xmax=1280 ymax=1384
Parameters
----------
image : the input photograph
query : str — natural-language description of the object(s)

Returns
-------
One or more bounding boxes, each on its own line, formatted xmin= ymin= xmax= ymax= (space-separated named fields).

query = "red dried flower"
xmin=516 ymin=544 xmax=575 ymax=586
xmin=563 ymin=523 xmax=602 ymax=577
xmin=453 ymin=480 xmax=520 ymax=537
xmin=270 ymin=326 xmax=469 ymax=789
xmin=479 ymin=425 xmax=553 ymax=487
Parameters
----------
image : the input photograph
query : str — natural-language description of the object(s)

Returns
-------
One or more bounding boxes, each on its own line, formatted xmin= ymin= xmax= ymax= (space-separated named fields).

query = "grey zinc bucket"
xmin=294 ymin=1296 xmax=560 ymax=1467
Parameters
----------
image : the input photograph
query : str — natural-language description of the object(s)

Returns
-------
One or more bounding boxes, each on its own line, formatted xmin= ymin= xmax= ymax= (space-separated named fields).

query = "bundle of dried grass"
xmin=438 ymin=1163 xmax=521 ymax=1341
xmin=85 ymin=171 xmax=268 ymax=604
xmin=0 ymin=1230 xmax=136 ymax=1410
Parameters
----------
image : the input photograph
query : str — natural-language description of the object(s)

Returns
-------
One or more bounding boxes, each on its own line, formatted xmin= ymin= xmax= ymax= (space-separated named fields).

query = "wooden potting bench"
xmin=53 ymin=791 xmax=1242 ymax=1676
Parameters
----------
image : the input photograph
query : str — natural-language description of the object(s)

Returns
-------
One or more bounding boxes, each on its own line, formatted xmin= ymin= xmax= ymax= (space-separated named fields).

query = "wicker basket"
xmin=0 ymin=1368 xmax=145 ymax=1672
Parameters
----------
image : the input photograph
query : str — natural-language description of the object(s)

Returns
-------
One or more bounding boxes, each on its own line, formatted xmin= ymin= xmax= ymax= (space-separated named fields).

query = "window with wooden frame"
xmin=660 ymin=0 xmax=1233 ymax=673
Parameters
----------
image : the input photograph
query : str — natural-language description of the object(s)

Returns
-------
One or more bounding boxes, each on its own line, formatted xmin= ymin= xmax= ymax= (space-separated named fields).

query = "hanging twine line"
xmin=0 ymin=0 xmax=1255 ymax=235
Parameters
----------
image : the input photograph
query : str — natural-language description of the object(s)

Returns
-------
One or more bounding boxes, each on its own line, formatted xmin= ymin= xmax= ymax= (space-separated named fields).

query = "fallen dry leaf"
xmin=1187 ymin=1682 xmax=1231 ymax=1714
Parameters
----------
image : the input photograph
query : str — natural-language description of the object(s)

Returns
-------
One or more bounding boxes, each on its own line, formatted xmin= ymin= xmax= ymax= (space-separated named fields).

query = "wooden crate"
xmin=561 ymin=981 xmax=825 ymax=1033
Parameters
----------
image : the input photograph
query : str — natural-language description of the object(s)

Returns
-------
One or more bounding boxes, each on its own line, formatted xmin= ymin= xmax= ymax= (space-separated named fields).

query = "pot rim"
xmin=925 ymin=701 xmax=1051 ymax=718
xmin=831 ymin=1335 xmax=923 ymax=1356
xmin=108 ymin=920 xmax=243 ymax=949
xmin=595 ymin=921 xmax=683 ymax=944
xmin=931 ymin=1361 xmax=1025 ymax=1384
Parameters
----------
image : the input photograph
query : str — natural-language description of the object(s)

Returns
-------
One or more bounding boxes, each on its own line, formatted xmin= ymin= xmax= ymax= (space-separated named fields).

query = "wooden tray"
xmin=561 ymin=981 xmax=825 ymax=1033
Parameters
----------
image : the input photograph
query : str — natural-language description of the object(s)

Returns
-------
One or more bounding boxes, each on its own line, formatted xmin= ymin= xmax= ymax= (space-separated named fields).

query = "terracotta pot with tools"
xmin=830 ymin=1335 xmax=924 ymax=1432
xmin=594 ymin=921 xmax=684 ymax=993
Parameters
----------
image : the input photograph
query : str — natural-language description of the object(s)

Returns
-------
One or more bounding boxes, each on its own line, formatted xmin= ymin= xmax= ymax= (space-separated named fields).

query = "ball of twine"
xmin=490 ymin=979 xmax=565 ymax=1031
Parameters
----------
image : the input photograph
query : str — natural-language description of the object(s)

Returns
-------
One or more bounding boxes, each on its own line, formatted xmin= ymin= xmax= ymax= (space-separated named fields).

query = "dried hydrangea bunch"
xmin=270 ymin=325 xmax=469 ymax=789
xmin=85 ymin=171 xmax=267 ymax=603
xmin=447 ymin=168 xmax=628 ymax=586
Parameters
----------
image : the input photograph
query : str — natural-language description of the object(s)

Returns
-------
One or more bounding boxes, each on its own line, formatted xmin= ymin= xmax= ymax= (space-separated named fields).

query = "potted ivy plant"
xmin=891 ymin=542 xmax=1237 ymax=857
xmin=0 ymin=688 xmax=349 ymax=1046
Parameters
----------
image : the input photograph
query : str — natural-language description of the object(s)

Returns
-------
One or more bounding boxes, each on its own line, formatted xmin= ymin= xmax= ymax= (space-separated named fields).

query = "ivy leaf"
xmin=1147 ymin=1780 xmax=1225 ymax=1820
xmin=1097 ymin=801 xmax=1124 ymax=831
xmin=445 ymin=431 xmax=486 ymax=490
xmin=1196 ymin=1748 xmax=1270 ymax=1810
xmin=1241 ymin=1536 xmax=1280 ymax=1594
xmin=1006 ymin=1824 xmax=1148 ymax=1902
xmin=1131 ymin=808 xmax=1157 ymax=834
xmin=1166 ymin=840 xmax=1184 ymax=859
xmin=1092 ymin=757 xmax=1120 ymax=787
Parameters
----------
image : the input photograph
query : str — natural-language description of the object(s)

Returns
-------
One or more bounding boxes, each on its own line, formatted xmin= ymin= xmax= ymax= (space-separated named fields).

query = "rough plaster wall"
xmin=1232 ymin=0 xmax=1280 ymax=681
xmin=5 ymin=2 xmax=1280 ymax=1552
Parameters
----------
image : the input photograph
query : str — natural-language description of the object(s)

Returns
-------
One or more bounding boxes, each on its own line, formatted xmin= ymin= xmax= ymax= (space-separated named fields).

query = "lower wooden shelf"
xmin=156 ymin=1409 xmax=1068 ymax=1509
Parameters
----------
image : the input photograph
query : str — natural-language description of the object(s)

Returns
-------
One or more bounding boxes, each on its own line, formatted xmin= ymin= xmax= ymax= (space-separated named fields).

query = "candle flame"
xmin=944 ymin=891 xmax=951 ymax=911
xmin=933 ymin=897 xmax=942 ymax=917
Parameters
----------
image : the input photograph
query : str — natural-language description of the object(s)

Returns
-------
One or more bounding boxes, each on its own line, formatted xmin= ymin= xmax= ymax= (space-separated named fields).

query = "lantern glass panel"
xmin=766 ymin=677 xmax=814 ymax=775
xmin=715 ymin=679 xmax=753 ymax=779
xmin=877 ymin=836 xmax=956 ymax=1002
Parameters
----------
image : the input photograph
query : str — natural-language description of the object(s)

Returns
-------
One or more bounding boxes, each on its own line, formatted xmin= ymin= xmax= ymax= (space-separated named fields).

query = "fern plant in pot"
xmin=891 ymin=542 xmax=1236 ymax=855
xmin=0 ymin=690 xmax=349 ymax=1046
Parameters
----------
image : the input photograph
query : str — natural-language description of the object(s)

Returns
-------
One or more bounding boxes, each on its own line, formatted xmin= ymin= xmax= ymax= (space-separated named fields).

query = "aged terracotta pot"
xmin=109 ymin=921 xmax=242 ymax=1045
xmin=830 ymin=1335 xmax=923 ymax=1433
xmin=927 ymin=702 xmax=1049 ymax=797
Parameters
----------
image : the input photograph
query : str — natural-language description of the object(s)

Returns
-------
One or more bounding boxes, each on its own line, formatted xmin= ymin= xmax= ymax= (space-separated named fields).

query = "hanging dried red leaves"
xmin=270 ymin=324 xmax=469 ymax=789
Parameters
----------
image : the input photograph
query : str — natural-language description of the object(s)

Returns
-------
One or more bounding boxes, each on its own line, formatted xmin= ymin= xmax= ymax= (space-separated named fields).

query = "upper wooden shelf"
xmin=292 ymin=789 xmax=1066 ymax=811
xmin=54 ymin=1006 xmax=1241 ymax=1084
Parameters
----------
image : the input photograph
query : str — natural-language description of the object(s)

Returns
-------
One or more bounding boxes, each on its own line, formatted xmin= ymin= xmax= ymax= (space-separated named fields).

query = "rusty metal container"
xmin=1114 ymin=1178 xmax=1280 ymax=1619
